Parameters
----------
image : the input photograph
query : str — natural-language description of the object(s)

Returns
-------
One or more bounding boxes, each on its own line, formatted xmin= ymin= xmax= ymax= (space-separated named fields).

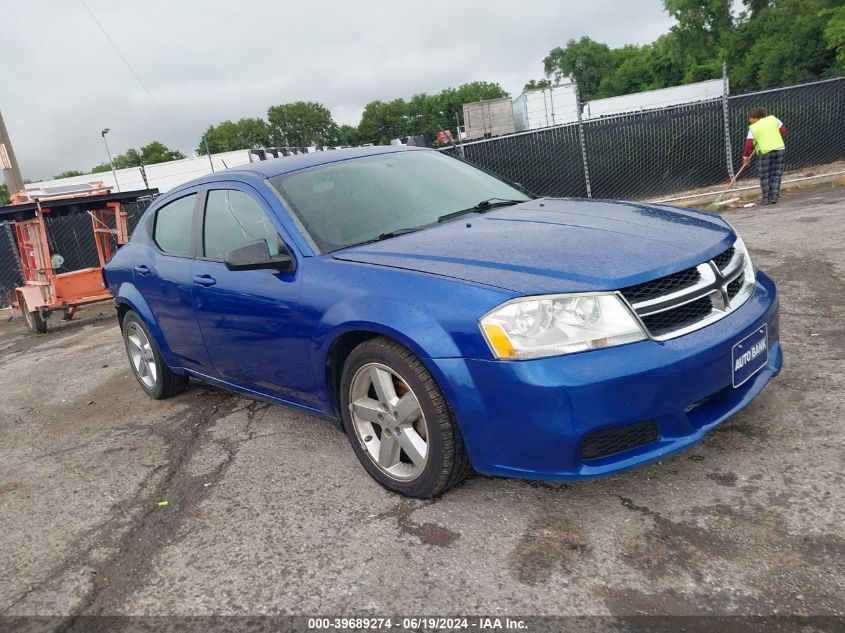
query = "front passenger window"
xmin=204 ymin=189 xmax=282 ymax=260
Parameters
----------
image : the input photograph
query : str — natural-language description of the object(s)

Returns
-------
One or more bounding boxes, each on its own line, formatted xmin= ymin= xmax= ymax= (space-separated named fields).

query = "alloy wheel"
xmin=348 ymin=362 xmax=429 ymax=481
xmin=125 ymin=322 xmax=158 ymax=389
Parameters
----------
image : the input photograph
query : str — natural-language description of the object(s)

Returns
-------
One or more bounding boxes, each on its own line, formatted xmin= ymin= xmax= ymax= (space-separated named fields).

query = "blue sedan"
xmin=103 ymin=146 xmax=782 ymax=497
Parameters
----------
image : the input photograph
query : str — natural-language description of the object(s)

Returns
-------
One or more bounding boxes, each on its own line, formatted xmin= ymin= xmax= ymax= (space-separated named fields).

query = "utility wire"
xmin=78 ymin=0 xmax=170 ymax=122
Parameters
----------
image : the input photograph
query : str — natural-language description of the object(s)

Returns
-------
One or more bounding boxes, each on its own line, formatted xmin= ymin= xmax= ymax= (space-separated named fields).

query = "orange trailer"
xmin=1 ymin=184 xmax=157 ymax=332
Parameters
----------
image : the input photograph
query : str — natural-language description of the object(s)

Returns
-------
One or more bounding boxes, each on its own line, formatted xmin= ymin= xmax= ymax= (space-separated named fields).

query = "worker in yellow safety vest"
xmin=742 ymin=106 xmax=787 ymax=205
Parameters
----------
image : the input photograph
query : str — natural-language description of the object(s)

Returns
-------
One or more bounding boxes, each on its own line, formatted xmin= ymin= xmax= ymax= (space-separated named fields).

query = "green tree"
xmin=644 ymin=34 xmax=686 ymax=88
xmin=663 ymin=0 xmax=733 ymax=76
xmin=267 ymin=101 xmax=338 ymax=147
xmin=824 ymin=4 xmax=845 ymax=66
xmin=522 ymin=79 xmax=552 ymax=92
xmin=543 ymin=37 xmax=616 ymax=100
xmin=89 ymin=141 xmax=184 ymax=173
xmin=452 ymin=81 xmax=509 ymax=103
xmin=598 ymin=45 xmax=657 ymax=96
xmin=139 ymin=142 xmax=185 ymax=164
xmin=355 ymin=82 xmax=508 ymax=144
xmin=198 ymin=117 xmax=270 ymax=154
xmin=742 ymin=0 xmax=770 ymax=18
xmin=728 ymin=0 xmax=841 ymax=91
xmin=53 ymin=169 xmax=85 ymax=179
xmin=112 ymin=148 xmax=143 ymax=169
xmin=357 ymin=99 xmax=411 ymax=145
xmin=235 ymin=117 xmax=271 ymax=148
xmin=335 ymin=124 xmax=362 ymax=146
xmin=0 ymin=183 xmax=9 ymax=205
xmin=538 ymin=0 xmax=841 ymax=100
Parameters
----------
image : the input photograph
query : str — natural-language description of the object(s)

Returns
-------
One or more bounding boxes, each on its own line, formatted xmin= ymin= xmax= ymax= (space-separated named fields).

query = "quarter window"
xmin=153 ymin=194 xmax=196 ymax=256
xmin=203 ymin=189 xmax=281 ymax=259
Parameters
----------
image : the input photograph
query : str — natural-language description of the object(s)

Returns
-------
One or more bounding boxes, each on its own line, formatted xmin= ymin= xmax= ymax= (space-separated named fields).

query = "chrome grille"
xmin=712 ymin=246 xmax=735 ymax=272
xmin=622 ymin=242 xmax=754 ymax=340
xmin=641 ymin=295 xmax=714 ymax=337
xmin=727 ymin=276 xmax=743 ymax=300
xmin=620 ymin=266 xmax=700 ymax=304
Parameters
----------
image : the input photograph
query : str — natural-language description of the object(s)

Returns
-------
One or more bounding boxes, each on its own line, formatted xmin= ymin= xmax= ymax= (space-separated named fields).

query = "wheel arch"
xmin=113 ymin=282 xmax=180 ymax=367
xmin=322 ymin=319 xmax=455 ymax=419
xmin=316 ymin=294 xmax=465 ymax=417
xmin=324 ymin=329 xmax=381 ymax=420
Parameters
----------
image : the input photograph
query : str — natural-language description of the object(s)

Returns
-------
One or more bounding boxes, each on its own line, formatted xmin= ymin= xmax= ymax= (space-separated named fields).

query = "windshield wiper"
xmin=437 ymin=198 xmax=526 ymax=223
xmin=346 ymin=227 xmax=425 ymax=249
xmin=376 ymin=227 xmax=424 ymax=241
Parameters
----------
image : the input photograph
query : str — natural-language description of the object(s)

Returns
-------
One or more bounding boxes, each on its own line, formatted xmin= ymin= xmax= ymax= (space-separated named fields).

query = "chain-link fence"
xmin=0 ymin=199 xmax=152 ymax=307
xmin=728 ymin=78 xmax=845 ymax=183
xmin=2 ymin=76 xmax=844 ymax=306
xmin=446 ymin=76 xmax=845 ymax=202
xmin=447 ymin=123 xmax=589 ymax=197
xmin=0 ymin=222 xmax=22 ymax=306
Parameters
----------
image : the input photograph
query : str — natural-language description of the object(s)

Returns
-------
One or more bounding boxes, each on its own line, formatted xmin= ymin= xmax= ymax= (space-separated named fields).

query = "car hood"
xmin=331 ymin=198 xmax=735 ymax=295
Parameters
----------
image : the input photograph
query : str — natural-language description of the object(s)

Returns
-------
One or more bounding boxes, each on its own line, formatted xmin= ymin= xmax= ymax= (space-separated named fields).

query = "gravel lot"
xmin=0 ymin=185 xmax=843 ymax=628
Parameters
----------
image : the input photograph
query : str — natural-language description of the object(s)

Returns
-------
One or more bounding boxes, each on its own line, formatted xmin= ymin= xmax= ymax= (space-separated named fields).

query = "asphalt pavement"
xmin=0 ymin=184 xmax=843 ymax=629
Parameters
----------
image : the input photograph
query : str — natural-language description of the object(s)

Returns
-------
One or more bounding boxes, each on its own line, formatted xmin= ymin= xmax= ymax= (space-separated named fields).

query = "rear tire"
xmin=122 ymin=310 xmax=188 ymax=399
xmin=340 ymin=337 xmax=472 ymax=498
xmin=21 ymin=296 xmax=47 ymax=334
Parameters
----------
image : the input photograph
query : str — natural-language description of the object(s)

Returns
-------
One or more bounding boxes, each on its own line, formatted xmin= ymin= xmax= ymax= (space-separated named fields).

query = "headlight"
xmin=480 ymin=293 xmax=646 ymax=360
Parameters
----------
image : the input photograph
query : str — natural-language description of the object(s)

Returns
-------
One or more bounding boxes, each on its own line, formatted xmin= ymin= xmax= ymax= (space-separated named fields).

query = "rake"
xmin=706 ymin=158 xmax=753 ymax=211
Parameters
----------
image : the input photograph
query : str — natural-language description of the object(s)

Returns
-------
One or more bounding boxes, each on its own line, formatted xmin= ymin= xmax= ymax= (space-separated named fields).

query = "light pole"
xmin=203 ymin=134 xmax=214 ymax=173
xmin=101 ymin=128 xmax=120 ymax=192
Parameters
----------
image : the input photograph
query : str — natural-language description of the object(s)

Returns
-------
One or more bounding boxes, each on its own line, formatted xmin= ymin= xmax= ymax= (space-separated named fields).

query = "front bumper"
xmin=428 ymin=272 xmax=782 ymax=480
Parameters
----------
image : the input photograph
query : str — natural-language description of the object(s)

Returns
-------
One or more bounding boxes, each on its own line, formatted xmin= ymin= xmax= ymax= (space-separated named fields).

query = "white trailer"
xmin=583 ymin=78 xmax=726 ymax=119
xmin=462 ymin=97 xmax=515 ymax=140
xmin=512 ymin=83 xmax=580 ymax=132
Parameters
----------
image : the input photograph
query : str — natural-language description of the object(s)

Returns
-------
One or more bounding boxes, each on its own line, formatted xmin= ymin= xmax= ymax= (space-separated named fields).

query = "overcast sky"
xmin=1 ymin=0 xmax=676 ymax=180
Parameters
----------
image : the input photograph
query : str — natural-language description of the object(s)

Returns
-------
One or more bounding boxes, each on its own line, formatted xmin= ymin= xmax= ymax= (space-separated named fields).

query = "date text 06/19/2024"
xmin=307 ymin=616 xmax=527 ymax=630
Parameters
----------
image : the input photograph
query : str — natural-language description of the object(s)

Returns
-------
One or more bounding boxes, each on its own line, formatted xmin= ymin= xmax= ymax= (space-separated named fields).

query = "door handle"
xmin=133 ymin=265 xmax=151 ymax=276
xmin=192 ymin=274 xmax=217 ymax=287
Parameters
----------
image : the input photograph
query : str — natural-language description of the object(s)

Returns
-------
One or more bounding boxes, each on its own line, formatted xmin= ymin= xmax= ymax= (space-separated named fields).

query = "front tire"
xmin=340 ymin=337 xmax=472 ymax=498
xmin=122 ymin=310 xmax=188 ymax=399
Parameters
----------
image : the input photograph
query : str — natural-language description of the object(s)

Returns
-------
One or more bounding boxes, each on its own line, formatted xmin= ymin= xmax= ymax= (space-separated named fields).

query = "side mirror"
xmin=224 ymin=239 xmax=296 ymax=272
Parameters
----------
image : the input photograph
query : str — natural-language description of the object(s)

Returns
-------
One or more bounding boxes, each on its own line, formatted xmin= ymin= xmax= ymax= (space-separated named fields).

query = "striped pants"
xmin=758 ymin=149 xmax=785 ymax=202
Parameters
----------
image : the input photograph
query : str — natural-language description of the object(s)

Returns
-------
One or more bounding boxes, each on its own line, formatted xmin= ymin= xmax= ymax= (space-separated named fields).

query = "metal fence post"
xmin=721 ymin=62 xmax=735 ymax=179
xmin=574 ymin=85 xmax=593 ymax=198
xmin=455 ymin=112 xmax=466 ymax=159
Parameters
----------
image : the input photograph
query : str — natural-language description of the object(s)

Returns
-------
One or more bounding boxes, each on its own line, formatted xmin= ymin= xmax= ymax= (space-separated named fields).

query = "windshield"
xmin=268 ymin=150 xmax=531 ymax=252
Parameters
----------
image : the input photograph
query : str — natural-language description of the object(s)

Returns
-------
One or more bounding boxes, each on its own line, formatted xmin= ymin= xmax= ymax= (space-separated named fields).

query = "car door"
xmin=190 ymin=183 xmax=316 ymax=406
xmin=134 ymin=191 xmax=212 ymax=370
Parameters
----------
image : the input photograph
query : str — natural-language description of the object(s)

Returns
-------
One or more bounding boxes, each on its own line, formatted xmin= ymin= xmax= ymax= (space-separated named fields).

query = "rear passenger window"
xmin=153 ymin=194 xmax=196 ymax=256
xmin=203 ymin=189 xmax=281 ymax=259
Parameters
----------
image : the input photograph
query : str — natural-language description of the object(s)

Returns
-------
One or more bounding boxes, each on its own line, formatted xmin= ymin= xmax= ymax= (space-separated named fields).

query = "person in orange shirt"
xmin=436 ymin=128 xmax=455 ymax=147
